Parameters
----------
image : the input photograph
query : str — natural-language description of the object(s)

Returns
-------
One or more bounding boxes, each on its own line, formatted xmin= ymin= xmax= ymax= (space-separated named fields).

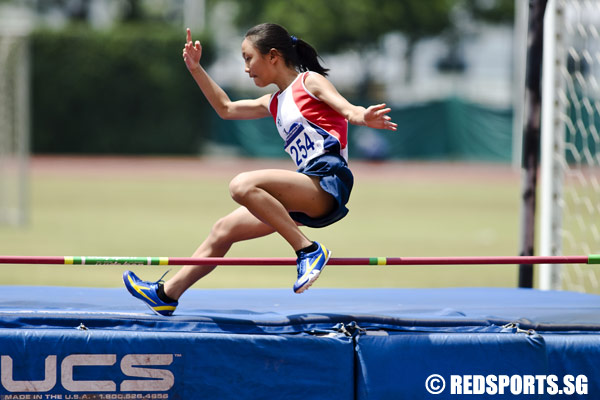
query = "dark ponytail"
xmin=245 ymin=23 xmax=329 ymax=76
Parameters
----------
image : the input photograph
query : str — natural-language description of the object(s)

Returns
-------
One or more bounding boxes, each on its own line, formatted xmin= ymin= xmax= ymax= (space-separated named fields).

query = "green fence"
xmin=209 ymin=97 xmax=514 ymax=162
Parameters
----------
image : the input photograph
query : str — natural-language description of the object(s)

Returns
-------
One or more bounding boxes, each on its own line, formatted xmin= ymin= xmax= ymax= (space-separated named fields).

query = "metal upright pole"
xmin=518 ymin=0 xmax=548 ymax=288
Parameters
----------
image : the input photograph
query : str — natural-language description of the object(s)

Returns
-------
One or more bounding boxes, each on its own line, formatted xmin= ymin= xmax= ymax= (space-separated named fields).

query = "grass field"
xmin=0 ymin=156 xmax=523 ymax=289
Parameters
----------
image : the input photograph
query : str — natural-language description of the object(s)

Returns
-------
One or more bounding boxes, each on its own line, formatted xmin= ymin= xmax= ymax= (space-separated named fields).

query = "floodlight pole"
xmin=518 ymin=0 xmax=548 ymax=288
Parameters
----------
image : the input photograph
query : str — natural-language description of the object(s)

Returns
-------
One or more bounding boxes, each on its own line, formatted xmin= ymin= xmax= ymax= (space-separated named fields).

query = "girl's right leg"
xmin=163 ymin=206 xmax=276 ymax=300
xmin=123 ymin=206 xmax=274 ymax=316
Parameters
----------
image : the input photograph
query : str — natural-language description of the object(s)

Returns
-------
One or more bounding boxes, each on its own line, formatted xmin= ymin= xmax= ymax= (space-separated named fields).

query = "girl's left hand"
xmin=183 ymin=28 xmax=203 ymax=73
xmin=364 ymin=104 xmax=397 ymax=131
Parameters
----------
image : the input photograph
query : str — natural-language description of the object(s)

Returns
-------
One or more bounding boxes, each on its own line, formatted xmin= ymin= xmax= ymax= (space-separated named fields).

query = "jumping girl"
xmin=123 ymin=23 xmax=397 ymax=316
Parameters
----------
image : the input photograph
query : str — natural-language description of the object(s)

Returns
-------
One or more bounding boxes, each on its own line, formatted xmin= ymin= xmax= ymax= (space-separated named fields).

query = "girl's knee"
xmin=229 ymin=172 xmax=256 ymax=204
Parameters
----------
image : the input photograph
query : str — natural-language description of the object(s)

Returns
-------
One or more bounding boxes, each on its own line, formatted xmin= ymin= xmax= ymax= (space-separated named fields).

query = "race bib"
xmin=283 ymin=122 xmax=325 ymax=168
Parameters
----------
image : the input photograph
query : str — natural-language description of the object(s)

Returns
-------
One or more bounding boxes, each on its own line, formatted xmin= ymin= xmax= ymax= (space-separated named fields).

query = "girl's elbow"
xmin=215 ymin=105 xmax=233 ymax=120
xmin=216 ymin=111 xmax=231 ymax=120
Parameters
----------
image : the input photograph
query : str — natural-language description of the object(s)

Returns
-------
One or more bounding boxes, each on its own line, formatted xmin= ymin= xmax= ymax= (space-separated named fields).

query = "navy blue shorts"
xmin=289 ymin=154 xmax=354 ymax=228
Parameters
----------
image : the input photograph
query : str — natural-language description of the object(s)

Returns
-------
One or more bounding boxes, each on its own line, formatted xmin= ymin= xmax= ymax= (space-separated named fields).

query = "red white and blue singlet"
xmin=268 ymin=71 xmax=348 ymax=169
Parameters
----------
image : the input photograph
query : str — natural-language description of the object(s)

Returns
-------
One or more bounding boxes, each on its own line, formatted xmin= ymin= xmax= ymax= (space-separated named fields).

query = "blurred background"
xmin=1 ymin=0 xmax=520 ymax=159
xmin=0 ymin=0 xmax=527 ymax=289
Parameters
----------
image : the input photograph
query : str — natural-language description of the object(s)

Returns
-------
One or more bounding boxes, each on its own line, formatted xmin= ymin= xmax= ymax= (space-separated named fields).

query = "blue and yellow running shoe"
xmin=123 ymin=270 xmax=178 ymax=316
xmin=293 ymin=242 xmax=331 ymax=293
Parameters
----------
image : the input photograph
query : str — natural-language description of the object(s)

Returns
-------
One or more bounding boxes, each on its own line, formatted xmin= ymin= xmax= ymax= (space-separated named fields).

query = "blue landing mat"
xmin=0 ymin=286 xmax=598 ymax=334
xmin=0 ymin=287 xmax=598 ymax=399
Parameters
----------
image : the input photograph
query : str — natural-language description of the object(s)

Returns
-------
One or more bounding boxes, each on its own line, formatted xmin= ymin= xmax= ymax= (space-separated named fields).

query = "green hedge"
xmin=31 ymin=24 xmax=215 ymax=154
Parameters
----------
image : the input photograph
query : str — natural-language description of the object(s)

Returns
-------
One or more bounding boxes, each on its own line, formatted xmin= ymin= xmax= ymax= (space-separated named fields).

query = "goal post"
xmin=0 ymin=9 xmax=31 ymax=226
xmin=539 ymin=0 xmax=600 ymax=293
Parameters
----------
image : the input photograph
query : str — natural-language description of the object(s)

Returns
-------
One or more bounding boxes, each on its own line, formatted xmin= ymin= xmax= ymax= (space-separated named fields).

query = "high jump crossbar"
xmin=0 ymin=255 xmax=598 ymax=266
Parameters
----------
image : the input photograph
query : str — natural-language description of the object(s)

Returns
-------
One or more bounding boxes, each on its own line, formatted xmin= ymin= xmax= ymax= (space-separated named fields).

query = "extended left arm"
xmin=304 ymin=73 xmax=397 ymax=131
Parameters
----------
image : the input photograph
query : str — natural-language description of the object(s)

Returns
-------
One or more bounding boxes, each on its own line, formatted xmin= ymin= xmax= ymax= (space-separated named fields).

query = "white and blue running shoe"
xmin=123 ymin=270 xmax=178 ymax=316
xmin=293 ymin=242 xmax=331 ymax=293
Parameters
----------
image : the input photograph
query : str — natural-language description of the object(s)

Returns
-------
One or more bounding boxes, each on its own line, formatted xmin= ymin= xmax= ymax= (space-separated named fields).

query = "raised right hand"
xmin=183 ymin=28 xmax=202 ymax=72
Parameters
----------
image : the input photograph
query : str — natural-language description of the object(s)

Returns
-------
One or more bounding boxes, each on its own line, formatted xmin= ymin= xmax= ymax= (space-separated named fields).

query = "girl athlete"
xmin=123 ymin=23 xmax=397 ymax=316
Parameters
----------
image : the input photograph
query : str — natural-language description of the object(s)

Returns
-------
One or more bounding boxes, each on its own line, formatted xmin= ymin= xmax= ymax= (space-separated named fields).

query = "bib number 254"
xmin=289 ymin=135 xmax=316 ymax=166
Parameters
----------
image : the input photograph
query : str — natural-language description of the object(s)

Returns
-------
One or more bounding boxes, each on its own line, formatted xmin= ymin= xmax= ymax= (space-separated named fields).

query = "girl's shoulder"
xmin=303 ymin=71 xmax=328 ymax=86
xmin=303 ymin=71 xmax=334 ymax=100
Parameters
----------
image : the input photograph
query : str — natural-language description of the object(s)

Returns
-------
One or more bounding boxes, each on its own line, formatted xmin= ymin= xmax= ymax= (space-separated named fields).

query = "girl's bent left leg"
xmin=228 ymin=169 xmax=335 ymax=251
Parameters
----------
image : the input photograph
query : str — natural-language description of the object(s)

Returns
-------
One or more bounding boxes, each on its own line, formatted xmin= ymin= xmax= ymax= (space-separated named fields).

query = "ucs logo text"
xmin=1 ymin=354 xmax=175 ymax=393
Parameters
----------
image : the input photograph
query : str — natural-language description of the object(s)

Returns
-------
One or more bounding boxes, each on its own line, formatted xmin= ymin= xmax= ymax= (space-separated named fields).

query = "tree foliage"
xmin=228 ymin=0 xmax=514 ymax=85
xmin=229 ymin=0 xmax=513 ymax=52
xmin=464 ymin=0 xmax=515 ymax=24
xmin=231 ymin=0 xmax=455 ymax=53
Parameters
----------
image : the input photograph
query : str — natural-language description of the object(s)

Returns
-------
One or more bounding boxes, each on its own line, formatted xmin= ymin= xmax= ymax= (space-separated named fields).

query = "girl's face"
xmin=241 ymin=38 xmax=274 ymax=87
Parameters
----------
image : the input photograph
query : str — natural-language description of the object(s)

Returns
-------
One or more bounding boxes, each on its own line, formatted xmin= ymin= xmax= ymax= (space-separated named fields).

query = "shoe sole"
xmin=295 ymin=270 xmax=321 ymax=294
xmin=143 ymin=302 xmax=173 ymax=317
